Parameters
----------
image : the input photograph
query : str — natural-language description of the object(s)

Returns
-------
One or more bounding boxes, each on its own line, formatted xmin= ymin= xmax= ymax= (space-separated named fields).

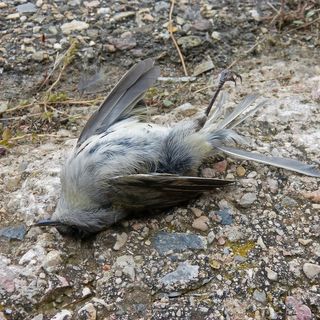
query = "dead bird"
xmin=34 ymin=58 xmax=320 ymax=237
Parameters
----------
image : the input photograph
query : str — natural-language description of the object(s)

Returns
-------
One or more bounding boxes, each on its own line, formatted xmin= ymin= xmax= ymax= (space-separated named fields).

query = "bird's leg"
xmin=205 ymin=69 xmax=242 ymax=117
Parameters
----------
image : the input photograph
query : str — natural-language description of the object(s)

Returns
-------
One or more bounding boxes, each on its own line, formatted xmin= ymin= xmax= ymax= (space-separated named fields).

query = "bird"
xmin=34 ymin=58 xmax=320 ymax=238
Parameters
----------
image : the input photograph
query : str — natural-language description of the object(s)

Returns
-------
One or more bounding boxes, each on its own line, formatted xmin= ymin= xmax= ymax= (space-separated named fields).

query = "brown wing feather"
xmin=107 ymin=174 xmax=234 ymax=210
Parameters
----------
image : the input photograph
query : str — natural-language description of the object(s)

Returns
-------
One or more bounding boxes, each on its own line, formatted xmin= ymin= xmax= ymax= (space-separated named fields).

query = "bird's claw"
xmin=219 ymin=69 xmax=242 ymax=87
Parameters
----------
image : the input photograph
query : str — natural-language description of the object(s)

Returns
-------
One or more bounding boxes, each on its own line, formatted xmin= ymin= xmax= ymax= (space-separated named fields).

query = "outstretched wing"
xmin=77 ymin=58 xmax=160 ymax=147
xmin=107 ymin=173 xmax=234 ymax=210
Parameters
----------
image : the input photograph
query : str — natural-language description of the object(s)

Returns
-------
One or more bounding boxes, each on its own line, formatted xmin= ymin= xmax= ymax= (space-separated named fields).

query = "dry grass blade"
xmin=168 ymin=0 xmax=188 ymax=76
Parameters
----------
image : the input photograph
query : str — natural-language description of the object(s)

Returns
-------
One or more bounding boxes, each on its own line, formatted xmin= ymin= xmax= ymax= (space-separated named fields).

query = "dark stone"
xmin=153 ymin=231 xmax=206 ymax=255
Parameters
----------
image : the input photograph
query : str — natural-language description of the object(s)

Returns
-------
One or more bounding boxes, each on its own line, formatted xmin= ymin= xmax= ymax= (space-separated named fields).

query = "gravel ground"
xmin=0 ymin=1 xmax=319 ymax=319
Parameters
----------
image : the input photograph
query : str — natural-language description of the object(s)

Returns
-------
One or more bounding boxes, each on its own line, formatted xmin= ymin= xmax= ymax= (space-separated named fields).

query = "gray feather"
xmin=216 ymin=145 xmax=320 ymax=177
xmin=77 ymin=58 xmax=160 ymax=146
xmin=216 ymin=94 xmax=259 ymax=129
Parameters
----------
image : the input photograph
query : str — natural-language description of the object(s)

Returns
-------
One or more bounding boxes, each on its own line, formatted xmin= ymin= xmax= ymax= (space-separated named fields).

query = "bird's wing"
xmin=107 ymin=173 xmax=234 ymax=210
xmin=77 ymin=58 xmax=160 ymax=147
xmin=216 ymin=145 xmax=320 ymax=177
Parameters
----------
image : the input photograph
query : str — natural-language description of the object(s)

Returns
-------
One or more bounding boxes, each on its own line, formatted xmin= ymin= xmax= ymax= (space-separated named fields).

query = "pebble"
xmin=285 ymin=296 xmax=312 ymax=319
xmin=6 ymin=13 xmax=20 ymax=20
xmin=78 ymin=303 xmax=96 ymax=320
xmin=112 ymin=11 xmax=135 ymax=21
xmin=252 ymin=289 xmax=267 ymax=304
xmin=213 ymin=160 xmax=228 ymax=173
xmin=113 ymin=232 xmax=128 ymax=251
xmin=207 ymin=231 xmax=215 ymax=245
xmin=267 ymin=178 xmax=278 ymax=193
xmin=192 ymin=216 xmax=209 ymax=231
xmin=236 ymin=166 xmax=246 ymax=177
xmin=17 ymin=3 xmax=37 ymax=13
xmin=192 ymin=19 xmax=212 ymax=31
xmin=30 ymin=315 xmax=44 ymax=320
xmin=42 ymin=250 xmax=62 ymax=271
xmin=0 ymin=225 xmax=27 ymax=240
xmin=50 ymin=310 xmax=73 ymax=320
xmin=114 ymin=255 xmax=135 ymax=281
xmin=108 ymin=33 xmax=136 ymax=50
xmin=193 ymin=57 xmax=214 ymax=76
xmin=211 ymin=31 xmax=221 ymax=40
xmin=265 ymin=267 xmax=278 ymax=281
xmin=216 ymin=209 xmax=233 ymax=225
xmin=239 ymin=193 xmax=257 ymax=207
xmin=177 ymin=36 xmax=202 ymax=50
xmin=61 ymin=20 xmax=89 ymax=34
xmin=32 ymin=51 xmax=47 ymax=62
xmin=191 ymin=207 xmax=203 ymax=218
xmin=160 ymin=262 xmax=199 ymax=286
xmin=82 ymin=287 xmax=91 ymax=297
xmin=302 ymin=263 xmax=320 ymax=279
xmin=153 ymin=232 xmax=206 ymax=255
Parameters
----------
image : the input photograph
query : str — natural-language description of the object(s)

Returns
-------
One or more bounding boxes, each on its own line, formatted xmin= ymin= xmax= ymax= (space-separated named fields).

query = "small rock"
xmin=216 ymin=209 xmax=233 ymax=225
xmin=97 ymin=8 xmax=110 ymax=15
xmin=301 ymin=190 xmax=320 ymax=203
xmin=84 ymin=1 xmax=100 ymax=8
xmin=50 ymin=310 xmax=73 ymax=320
xmin=30 ymin=315 xmax=44 ymax=320
xmin=207 ymin=231 xmax=215 ymax=244
xmin=265 ymin=267 xmax=278 ymax=281
xmin=217 ymin=237 xmax=226 ymax=245
xmin=236 ymin=166 xmax=246 ymax=177
xmin=191 ymin=207 xmax=203 ymax=218
xmin=17 ymin=2 xmax=37 ymax=13
xmin=171 ymin=103 xmax=197 ymax=117
xmin=268 ymin=307 xmax=278 ymax=320
xmin=192 ymin=19 xmax=212 ymax=31
xmin=61 ymin=20 xmax=89 ymax=34
xmin=112 ymin=11 xmax=135 ymax=21
xmin=302 ymin=263 xmax=320 ymax=279
xmin=257 ymin=236 xmax=267 ymax=250
xmin=114 ymin=255 xmax=135 ymax=281
xmin=267 ymin=178 xmax=278 ymax=193
xmin=78 ymin=303 xmax=96 ymax=320
xmin=6 ymin=13 xmax=20 ymax=20
xmin=82 ymin=287 xmax=91 ymax=297
xmin=42 ymin=250 xmax=62 ymax=271
xmin=104 ymin=44 xmax=116 ymax=52
xmin=211 ymin=31 xmax=221 ymax=41
xmin=0 ymin=225 xmax=27 ymax=240
xmin=192 ymin=216 xmax=209 ymax=231
xmin=225 ymin=226 xmax=244 ymax=242
xmin=285 ymin=296 xmax=312 ymax=320
xmin=213 ymin=160 xmax=228 ymax=173
xmin=177 ymin=36 xmax=202 ymax=50
xmin=201 ymin=167 xmax=216 ymax=178
xmin=252 ymin=289 xmax=267 ymax=304
xmin=160 ymin=262 xmax=199 ymax=286
xmin=298 ymin=238 xmax=312 ymax=246
xmin=239 ymin=192 xmax=257 ymax=207
xmin=113 ymin=232 xmax=128 ymax=251
xmin=19 ymin=245 xmax=46 ymax=265
xmin=193 ymin=57 xmax=214 ymax=76
xmin=153 ymin=232 xmax=206 ymax=255
xmin=281 ymin=196 xmax=298 ymax=207
xmin=108 ymin=33 xmax=136 ymax=50
xmin=32 ymin=51 xmax=47 ymax=62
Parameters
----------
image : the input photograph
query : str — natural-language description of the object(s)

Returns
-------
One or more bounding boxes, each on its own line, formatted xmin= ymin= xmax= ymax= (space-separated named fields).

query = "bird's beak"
xmin=32 ymin=219 xmax=63 ymax=227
